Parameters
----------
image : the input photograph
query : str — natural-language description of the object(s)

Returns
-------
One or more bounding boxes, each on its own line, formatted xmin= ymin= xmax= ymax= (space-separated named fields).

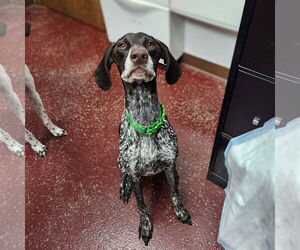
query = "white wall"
xmin=101 ymin=0 xmax=244 ymax=68
xmin=184 ymin=18 xmax=239 ymax=68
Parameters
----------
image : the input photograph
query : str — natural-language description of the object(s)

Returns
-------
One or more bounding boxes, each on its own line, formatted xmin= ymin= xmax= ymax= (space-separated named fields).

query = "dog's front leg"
xmin=0 ymin=64 xmax=25 ymax=125
xmin=0 ymin=128 xmax=24 ymax=157
xmin=165 ymin=166 xmax=192 ymax=225
xmin=120 ymin=172 xmax=133 ymax=203
xmin=25 ymin=65 xmax=67 ymax=137
xmin=25 ymin=129 xmax=47 ymax=157
xmin=133 ymin=180 xmax=153 ymax=246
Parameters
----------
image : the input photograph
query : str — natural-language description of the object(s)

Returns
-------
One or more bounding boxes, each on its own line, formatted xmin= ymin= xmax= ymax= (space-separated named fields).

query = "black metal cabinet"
xmin=276 ymin=77 xmax=300 ymax=124
xmin=223 ymin=71 xmax=275 ymax=137
xmin=207 ymin=0 xmax=275 ymax=188
xmin=276 ymin=0 xmax=300 ymax=125
xmin=240 ymin=0 xmax=275 ymax=77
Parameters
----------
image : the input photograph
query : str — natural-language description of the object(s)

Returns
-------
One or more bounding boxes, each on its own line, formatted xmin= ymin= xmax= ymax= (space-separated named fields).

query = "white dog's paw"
xmin=49 ymin=125 xmax=67 ymax=137
xmin=31 ymin=142 xmax=47 ymax=157
xmin=8 ymin=142 xmax=25 ymax=157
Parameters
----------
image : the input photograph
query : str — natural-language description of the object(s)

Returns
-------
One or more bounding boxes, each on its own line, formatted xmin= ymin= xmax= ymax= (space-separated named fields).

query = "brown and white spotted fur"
xmin=94 ymin=32 xmax=192 ymax=246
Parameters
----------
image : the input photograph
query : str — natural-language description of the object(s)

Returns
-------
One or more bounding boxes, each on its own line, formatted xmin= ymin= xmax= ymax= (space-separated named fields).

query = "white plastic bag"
xmin=218 ymin=118 xmax=300 ymax=250
xmin=218 ymin=119 xmax=275 ymax=250
xmin=275 ymin=118 xmax=300 ymax=250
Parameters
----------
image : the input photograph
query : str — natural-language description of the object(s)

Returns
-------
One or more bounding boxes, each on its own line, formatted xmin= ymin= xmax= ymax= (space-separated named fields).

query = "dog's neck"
xmin=123 ymin=78 xmax=161 ymax=126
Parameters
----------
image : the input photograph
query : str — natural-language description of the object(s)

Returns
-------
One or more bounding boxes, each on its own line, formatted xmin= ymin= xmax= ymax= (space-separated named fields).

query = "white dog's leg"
xmin=0 ymin=64 xmax=25 ymax=124
xmin=0 ymin=65 xmax=25 ymax=157
xmin=0 ymin=64 xmax=47 ymax=157
xmin=0 ymin=128 xmax=24 ymax=157
xmin=25 ymin=65 xmax=67 ymax=137
xmin=25 ymin=129 xmax=47 ymax=157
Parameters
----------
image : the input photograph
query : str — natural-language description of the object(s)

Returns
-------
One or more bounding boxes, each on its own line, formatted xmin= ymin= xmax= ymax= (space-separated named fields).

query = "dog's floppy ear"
xmin=94 ymin=44 xmax=114 ymax=91
xmin=157 ymin=40 xmax=182 ymax=84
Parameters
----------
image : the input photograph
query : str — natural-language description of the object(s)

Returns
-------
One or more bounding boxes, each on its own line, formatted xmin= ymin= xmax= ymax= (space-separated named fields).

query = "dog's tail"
xmin=25 ymin=22 xmax=31 ymax=37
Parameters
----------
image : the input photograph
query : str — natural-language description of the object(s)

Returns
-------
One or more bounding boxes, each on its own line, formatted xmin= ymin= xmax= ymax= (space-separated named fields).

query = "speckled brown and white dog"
xmin=94 ymin=32 xmax=192 ymax=246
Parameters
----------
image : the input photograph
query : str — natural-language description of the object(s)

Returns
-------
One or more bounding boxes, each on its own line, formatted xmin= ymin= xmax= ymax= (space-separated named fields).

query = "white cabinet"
xmin=100 ymin=0 xmax=245 ymax=67
xmin=170 ymin=0 xmax=245 ymax=31
xmin=100 ymin=0 xmax=184 ymax=59
xmin=142 ymin=0 xmax=169 ymax=7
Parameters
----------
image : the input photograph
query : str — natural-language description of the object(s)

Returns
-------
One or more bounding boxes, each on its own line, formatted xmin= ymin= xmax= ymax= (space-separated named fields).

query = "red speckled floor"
xmin=25 ymin=6 xmax=225 ymax=250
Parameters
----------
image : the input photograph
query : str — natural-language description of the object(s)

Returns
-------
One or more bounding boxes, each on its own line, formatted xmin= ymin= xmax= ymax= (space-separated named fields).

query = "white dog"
xmin=0 ymin=64 xmax=67 ymax=157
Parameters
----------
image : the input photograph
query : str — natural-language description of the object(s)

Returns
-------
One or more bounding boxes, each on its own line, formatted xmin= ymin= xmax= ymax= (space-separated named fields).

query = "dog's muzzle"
xmin=121 ymin=46 xmax=155 ymax=83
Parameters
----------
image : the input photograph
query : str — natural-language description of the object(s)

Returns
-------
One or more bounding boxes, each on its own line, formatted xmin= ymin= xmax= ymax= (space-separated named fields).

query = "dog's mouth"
xmin=122 ymin=66 xmax=155 ymax=83
xmin=129 ymin=67 xmax=146 ymax=76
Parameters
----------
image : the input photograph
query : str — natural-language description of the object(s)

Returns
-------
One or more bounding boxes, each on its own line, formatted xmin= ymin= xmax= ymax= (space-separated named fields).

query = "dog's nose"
xmin=130 ymin=49 xmax=148 ymax=64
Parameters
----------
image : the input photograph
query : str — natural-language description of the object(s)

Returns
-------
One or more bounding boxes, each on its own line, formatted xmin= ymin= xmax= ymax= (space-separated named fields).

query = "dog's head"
xmin=94 ymin=32 xmax=181 ymax=91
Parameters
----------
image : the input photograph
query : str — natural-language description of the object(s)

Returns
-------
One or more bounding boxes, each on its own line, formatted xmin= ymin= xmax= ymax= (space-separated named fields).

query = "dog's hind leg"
xmin=120 ymin=171 xmax=133 ymax=203
xmin=133 ymin=180 xmax=153 ymax=246
xmin=0 ymin=128 xmax=24 ymax=157
xmin=25 ymin=65 xmax=67 ymax=137
xmin=164 ymin=166 xmax=192 ymax=225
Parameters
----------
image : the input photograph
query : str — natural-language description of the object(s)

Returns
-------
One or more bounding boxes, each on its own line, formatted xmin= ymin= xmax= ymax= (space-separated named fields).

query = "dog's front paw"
xmin=8 ymin=142 xmax=24 ymax=157
xmin=120 ymin=177 xmax=132 ymax=203
xmin=50 ymin=125 xmax=67 ymax=137
xmin=174 ymin=204 xmax=192 ymax=225
xmin=31 ymin=142 xmax=47 ymax=157
xmin=138 ymin=216 xmax=153 ymax=246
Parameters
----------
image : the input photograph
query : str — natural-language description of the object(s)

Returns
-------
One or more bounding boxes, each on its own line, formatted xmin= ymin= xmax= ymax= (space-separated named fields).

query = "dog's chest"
xmin=118 ymin=114 xmax=178 ymax=178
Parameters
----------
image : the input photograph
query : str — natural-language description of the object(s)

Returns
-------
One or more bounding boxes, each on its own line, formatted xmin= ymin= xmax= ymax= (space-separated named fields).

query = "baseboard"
xmin=180 ymin=53 xmax=229 ymax=79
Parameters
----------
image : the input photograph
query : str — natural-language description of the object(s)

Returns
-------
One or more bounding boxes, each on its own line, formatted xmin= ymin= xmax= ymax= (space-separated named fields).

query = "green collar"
xmin=125 ymin=104 xmax=166 ymax=135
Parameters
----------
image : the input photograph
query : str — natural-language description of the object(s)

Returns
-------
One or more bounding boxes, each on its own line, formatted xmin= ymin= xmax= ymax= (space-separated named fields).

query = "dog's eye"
xmin=146 ymin=41 xmax=155 ymax=49
xmin=117 ymin=42 xmax=128 ymax=49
